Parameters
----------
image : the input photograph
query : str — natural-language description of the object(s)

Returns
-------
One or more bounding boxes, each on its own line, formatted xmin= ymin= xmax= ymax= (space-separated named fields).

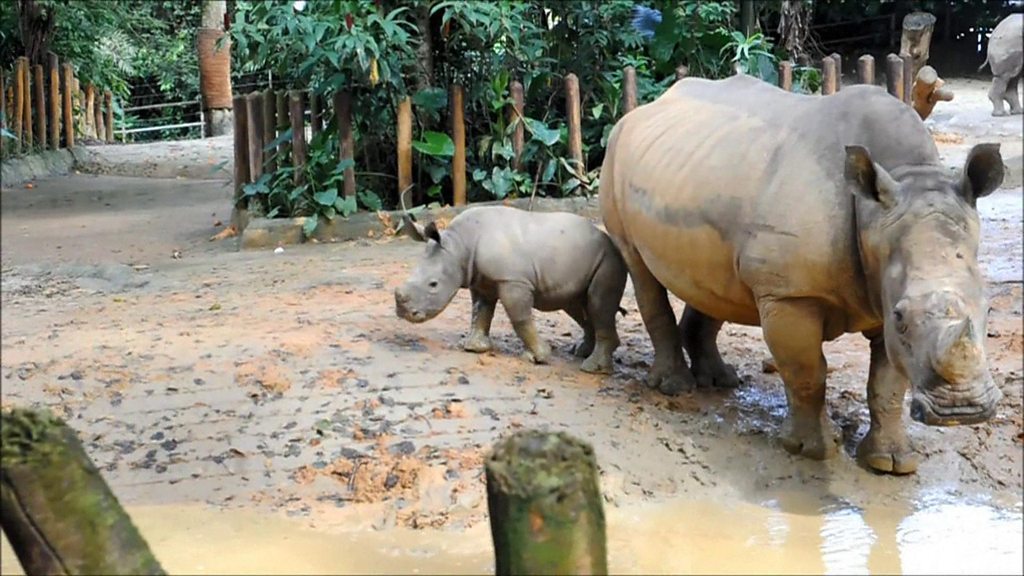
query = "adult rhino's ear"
xmin=960 ymin=143 xmax=1003 ymax=206
xmin=422 ymin=221 xmax=442 ymax=244
xmin=402 ymin=214 xmax=429 ymax=243
xmin=844 ymin=145 xmax=899 ymax=210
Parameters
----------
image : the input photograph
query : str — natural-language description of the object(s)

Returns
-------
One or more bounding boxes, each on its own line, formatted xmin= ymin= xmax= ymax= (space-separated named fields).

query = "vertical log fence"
xmin=228 ymin=49 xmax=929 ymax=230
xmin=0 ymin=56 xmax=116 ymax=161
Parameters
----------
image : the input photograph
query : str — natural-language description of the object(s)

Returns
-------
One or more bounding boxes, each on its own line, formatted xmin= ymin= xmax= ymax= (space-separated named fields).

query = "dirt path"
xmin=1 ymin=78 xmax=1021 ymax=574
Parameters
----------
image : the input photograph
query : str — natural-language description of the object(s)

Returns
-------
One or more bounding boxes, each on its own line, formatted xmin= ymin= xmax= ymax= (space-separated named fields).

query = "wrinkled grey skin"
xmin=980 ymin=13 xmax=1023 ymax=116
xmin=394 ymin=206 xmax=628 ymax=373
xmin=600 ymin=74 xmax=1006 ymax=474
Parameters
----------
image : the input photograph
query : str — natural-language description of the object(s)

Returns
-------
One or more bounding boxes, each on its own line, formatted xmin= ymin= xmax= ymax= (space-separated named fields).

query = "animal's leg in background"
xmin=499 ymin=283 xmax=551 ymax=364
xmin=857 ymin=332 xmax=919 ymax=474
xmin=989 ymin=75 xmax=1010 ymax=116
xmin=464 ymin=289 xmax=496 ymax=353
xmin=679 ymin=305 xmax=740 ymax=388
xmin=759 ymin=298 xmax=839 ymax=460
xmin=564 ymin=304 xmax=595 ymax=358
xmin=1003 ymin=73 xmax=1022 ymax=114
xmin=579 ymin=260 xmax=626 ymax=374
xmin=619 ymin=245 xmax=695 ymax=394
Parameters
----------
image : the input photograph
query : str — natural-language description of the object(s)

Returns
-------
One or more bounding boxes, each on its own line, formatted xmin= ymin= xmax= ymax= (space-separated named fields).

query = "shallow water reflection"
xmin=2 ymin=492 xmax=1020 ymax=575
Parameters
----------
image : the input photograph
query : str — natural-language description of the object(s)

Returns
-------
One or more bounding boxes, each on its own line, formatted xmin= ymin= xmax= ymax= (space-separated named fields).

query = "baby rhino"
xmin=394 ymin=205 xmax=627 ymax=373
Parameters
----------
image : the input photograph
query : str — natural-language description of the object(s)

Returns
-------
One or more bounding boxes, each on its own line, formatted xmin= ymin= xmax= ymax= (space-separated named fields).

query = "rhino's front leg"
xmin=857 ymin=332 xmax=919 ymax=474
xmin=464 ymin=289 xmax=496 ymax=353
xmin=619 ymin=245 xmax=695 ymax=394
xmin=498 ymin=283 xmax=551 ymax=364
xmin=760 ymin=298 xmax=840 ymax=460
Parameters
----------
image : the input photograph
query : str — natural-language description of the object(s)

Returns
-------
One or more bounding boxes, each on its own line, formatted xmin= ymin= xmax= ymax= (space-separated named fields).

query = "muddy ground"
xmin=1 ymin=78 xmax=1022 ymax=574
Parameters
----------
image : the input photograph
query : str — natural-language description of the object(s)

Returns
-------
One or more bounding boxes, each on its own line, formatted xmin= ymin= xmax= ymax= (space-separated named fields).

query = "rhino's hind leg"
xmin=499 ymin=283 xmax=551 ymax=364
xmin=857 ymin=333 xmax=919 ymax=475
xmin=989 ymin=76 xmax=1010 ymax=116
xmin=464 ymin=290 xmax=496 ymax=353
xmin=1003 ymin=73 xmax=1022 ymax=114
xmin=579 ymin=260 xmax=627 ymax=374
xmin=759 ymin=298 xmax=840 ymax=460
xmin=618 ymin=245 xmax=695 ymax=394
xmin=679 ymin=305 xmax=741 ymax=388
xmin=564 ymin=304 xmax=596 ymax=358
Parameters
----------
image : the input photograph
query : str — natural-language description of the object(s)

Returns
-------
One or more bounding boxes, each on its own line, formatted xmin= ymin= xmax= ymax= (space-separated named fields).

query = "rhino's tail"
xmin=617 ymin=306 xmax=628 ymax=317
xmin=978 ymin=55 xmax=990 ymax=72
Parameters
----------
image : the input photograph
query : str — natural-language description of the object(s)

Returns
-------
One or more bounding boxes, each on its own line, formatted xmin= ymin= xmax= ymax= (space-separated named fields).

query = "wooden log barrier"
xmin=857 ymin=54 xmax=875 ymax=85
xmin=886 ymin=53 xmax=904 ymax=101
xmin=911 ymin=65 xmax=954 ymax=120
xmin=232 ymin=93 xmax=249 ymax=207
xmin=262 ymin=88 xmax=277 ymax=173
xmin=486 ymin=430 xmax=608 ymax=576
xmin=564 ymin=73 xmax=584 ymax=191
xmin=509 ymin=80 xmax=525 ymax=171
xmin=622 ymin=66 xmax=638 ymax=115
xmin=397 ymin=95 xmax=412 ymax=207
xmin=333 ymin=90 xmax=356 ymax=199
xmin=822 ymin=56 xmax=837 ymax=95
xmin=62 ymin=63 xmax=74 ymax=148
xmin=34 ymin=64 xmax=46 ymax=150
xmin=289 ymin=90 xmax=306 ymax=186
xmin=0 ymin=408 xmax=166 ymax=575
xmin=779 ymin=60 xmax=793 ymax=92
xmin=49 ymin=53 xmax=60 ymax=149
xmin=452 ymin=84 xmax=466 ymax=206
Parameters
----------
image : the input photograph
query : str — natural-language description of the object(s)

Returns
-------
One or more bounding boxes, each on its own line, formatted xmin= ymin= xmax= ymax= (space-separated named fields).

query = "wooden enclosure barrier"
xmin=232 ymin=93 xmax=249 ymax=208
xmin=451 ymin=84 xmax=466 ymax=206
xmin=49 ymin=53 xmax=59 ymax=149
xmin=397 ymin=95 xmax=412 ymax=206
xmin=486 ymin=430 xmax=608 ymax=575
xmin=262 ymin=88 xmax=277 ymax=173
xmin=509 ymin=80 xmax=525 ymax=171
xmin=0 ymin=408 xmax=166 ymax=575
xmin=779 ymin=60 xmax=793 ymax=92
xmin=822 ymin=56 xmax=837 ymax=95
xmin=333 ymin=90 xmax=356 ymax=199
xmin=622 ymin=66 xmax=638 ymax=114
xmin=245 ymin=92 xmax=263 ymax=183
xmin=858 ymin=55 xmax=875 ymax=85
xmin=886 ymin=53 xmax=904 ymax=100
xmin=564 ymin=73 xmax=584 ymax=191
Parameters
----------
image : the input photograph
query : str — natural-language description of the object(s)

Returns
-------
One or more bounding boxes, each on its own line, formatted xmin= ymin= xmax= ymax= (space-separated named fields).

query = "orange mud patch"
xmin=235 ymin=358 xmax=292 ymax=394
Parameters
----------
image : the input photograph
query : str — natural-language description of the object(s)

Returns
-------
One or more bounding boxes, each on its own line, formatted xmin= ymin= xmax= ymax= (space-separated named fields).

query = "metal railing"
xmin=116 ymin=97 xmax=205 ymax=142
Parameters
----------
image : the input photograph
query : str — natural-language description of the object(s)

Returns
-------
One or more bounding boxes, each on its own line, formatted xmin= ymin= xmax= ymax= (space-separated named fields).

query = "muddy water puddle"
xmin=3 ymin=493 xmax=1020 ymax=575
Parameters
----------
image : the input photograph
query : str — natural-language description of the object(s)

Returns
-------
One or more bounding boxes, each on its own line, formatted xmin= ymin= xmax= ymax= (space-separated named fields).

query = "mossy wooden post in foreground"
xmin=485 ymin=430 xmax=608 ymax=576
xmin=0 ymin=408 xmax=165 ymax=575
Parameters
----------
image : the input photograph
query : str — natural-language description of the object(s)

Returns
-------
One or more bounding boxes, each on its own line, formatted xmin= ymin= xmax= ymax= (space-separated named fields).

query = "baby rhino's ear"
xmin=422 ymin=222 xmax=442 ymax=244
xmin=402 ymin=214 xmax=428 ymax=242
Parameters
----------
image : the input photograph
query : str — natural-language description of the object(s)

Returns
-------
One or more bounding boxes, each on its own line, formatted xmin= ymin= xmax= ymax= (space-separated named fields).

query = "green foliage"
xmin=721 ymin=31 xmax=778 ymax=84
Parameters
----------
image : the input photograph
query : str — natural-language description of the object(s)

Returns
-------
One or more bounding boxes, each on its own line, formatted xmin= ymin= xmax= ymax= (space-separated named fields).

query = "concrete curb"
xmin=238 ymin=196 xmax=602 ymax=250
xmin=0 ymin=147 xmax=98 ymax=188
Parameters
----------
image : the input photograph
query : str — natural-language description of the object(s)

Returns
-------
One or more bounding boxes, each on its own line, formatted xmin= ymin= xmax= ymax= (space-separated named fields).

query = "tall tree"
xmin=198 ymin=0 xmax=233 ymax=136
xmin=17 ymin=0 xmax=55 ymax=65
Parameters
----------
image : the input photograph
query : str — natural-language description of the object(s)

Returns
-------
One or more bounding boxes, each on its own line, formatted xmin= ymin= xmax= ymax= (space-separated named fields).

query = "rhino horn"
xmin=933 ymin=317 xmax=983 ymax=381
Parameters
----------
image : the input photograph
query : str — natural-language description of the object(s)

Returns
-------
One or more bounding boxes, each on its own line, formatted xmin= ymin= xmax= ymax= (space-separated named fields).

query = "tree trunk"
xmin=17 ymin=0 xmax=55 ymax=66
xmin=900 ymin=11 xmax=937 ymax=80
xmin=199 ymin=0 xmax=233 ymax=136
xmin=777 ymin=0 xmax=811 ymax=64
xmin=412 ymin=3 xmax=435 ymax=94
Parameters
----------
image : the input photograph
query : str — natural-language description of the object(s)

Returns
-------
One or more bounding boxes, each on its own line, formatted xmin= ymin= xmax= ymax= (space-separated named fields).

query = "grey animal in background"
xmin=394 ymin=206 xmax=628 ymax=374
xmin=980 ymin=13 xmax=1023 ymax=116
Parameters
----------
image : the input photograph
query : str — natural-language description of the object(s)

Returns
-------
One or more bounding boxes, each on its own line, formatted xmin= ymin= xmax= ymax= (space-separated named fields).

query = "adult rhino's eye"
xmin=428 ymin=280 xmax=439 ymax=289
xmin=893 ymin=310 xmax=907 ymax=334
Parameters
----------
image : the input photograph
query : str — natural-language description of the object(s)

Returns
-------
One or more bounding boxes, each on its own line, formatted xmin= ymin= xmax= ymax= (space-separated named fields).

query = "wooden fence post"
xmin=289 ymin=90 xmax=306 ymax=186
xmin=886 ymin=53 xmax=904 ymax=101
xmin=622 ymin=66 xmax=638 ymax=115
xmin=95 ymin=89 xmax=106 ymax=144
xmin=0 ymin=68 xmax=5 ymax=157
xmin=830 ymin=53 xmax=842 ymax=91
xmin=275 ymin=91 xmax=289 ymax=166
xmin=486 ymin=430 xmax=608 ymax=575
xmin=310 ymin=92 xmax=322 ymax=137
xmin=232 ymin=93 xmax=249 ymax=211
xmin=85 ymin=84 xmax=96 ymax=139
xmin=397 ymin=95 xmax=412 ymax=207
xmin=900 ymin=52 xmax=914 ymax=105
xmin=13 ymin=58 xmax=24 ymax=154
xmin=21 ymin=58 xmax=33 ymax=150
xmin=49 ymin=53 xmax=59 ymax=149
xmin=564 ymin=73 xmax=584 ymax=192
xmin=452 ymin=84 xmax=466 ymax=206
xmin=822 ymin=56 xmax=837 ymax=95
xmin=34 ymin=64 xmax=45 ymax=150
xmin=62 ymin=63 xmax=73 ymax=148
xmin=857 ymin=55 xmax=875 ymax=85
xmin=508 ymin=80 xmax=525 ymax=171
xmin=246 ymin=92 xmax=264 ymax=183
xmin=333 ymin=90 xmax=356 ymax=199
xmin=104 ymin=91 xmax=113 ymax=143
xmin=779 ymin=60 xmax=793 ymax=92
xmin=0 ymin=408 xmax=166 ymax=575
xmin=262 ymin=88 xmax=276 ymax=173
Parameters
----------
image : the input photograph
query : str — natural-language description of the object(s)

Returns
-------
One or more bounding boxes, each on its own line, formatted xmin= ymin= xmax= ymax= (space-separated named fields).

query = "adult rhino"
xmin=600 ymin=74 xmax=1005 ymax=474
